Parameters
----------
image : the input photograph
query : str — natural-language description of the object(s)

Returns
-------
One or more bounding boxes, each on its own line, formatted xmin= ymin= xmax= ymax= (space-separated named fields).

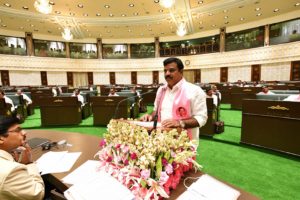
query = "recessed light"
xmin=106 ymin=30 xmax=111 ymax=33
xmin=256 ymin=13 xmax=262 ymax=16
xmin=22 ymin=6 xmax=29 ymax=10
xmin=255 ymin=7 xmax=261 ymax=11
xmin=212 ymin=24 xmax=216 ymax=27
xmin=121 ymin=14 xmax=126 ymax=17
xmin=223 ymin=9 xmax=228 ymax=13
xmin=109 ymin=13 xmax=114 ymax=17
xmin=86 ymin=29 xmax=89 ymax=32
xmin=83 ymin=13 xmax=88 ymax=17
xmin=295 ymin=3 xmax=300 ymax=6
xmin=49 ymin=1 xmax=55 ymax=5
xmin=70 ymin=12 xmax=75 ymax=16
xmin=128 ymin=30 xmax=132 ymax=32
xmin=159 ymin=9 xmax=164 ymax=13
xmin=129 ymin=3 xmax=134 ymax=7
xmin=104 ymin=5 xmax=110 ymax=8
xmin=198 ymin=1 xmax=204 ymax=4
xmin=55 ymin=11 xmax=61 ymax=14
xmin=161 ymin=32 xmax=164 ymax=35
xmin=133 ymin=12 xmax=139 ymax=16
xmin=96 ymin=13 xmax=101 ymax=16
xmin=240 ymin=17 xmax=245 ymax=21
xmin=4 ymin=3 xmax=11 ymax=7
xmin=58 ymin=27 xmax=61 ymax=30
xmin=148 ymin=28 xmax=152 ymax=31
xmin=208 ymin=13 xmax=213 ymax=16
xmin=30 ymin=24 xmax=34 ymax=27
xmin=154 ymin=0 xmax=159 ymax=3
xmin=78 ymin=4 xmax=83 ymax=8
xmin=273 ymin=8 xmax=279 ymax=12
xmin=224 ymin=16 xmax=228 ymax=19
xmin=199 ymin=21 xmax=203 ymax=24
xmin=2 ymin=24 xmax=7 ymax=27
xmin=20 ymin=27 xmax=24 ymax=29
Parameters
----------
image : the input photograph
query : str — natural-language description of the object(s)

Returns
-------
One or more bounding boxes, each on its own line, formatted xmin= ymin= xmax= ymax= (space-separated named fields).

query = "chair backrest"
xmin=256 ymin=94 xmax=290 ymax=101
xmin=270 ymin=90 xmax=299 ymax=94
xmin=6 ymin=95 xmax=23 ymax=106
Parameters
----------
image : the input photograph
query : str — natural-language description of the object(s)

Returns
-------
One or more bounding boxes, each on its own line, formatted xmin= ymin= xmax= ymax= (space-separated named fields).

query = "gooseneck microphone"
xmin=113 ymin=90 xmax=154 ymax=119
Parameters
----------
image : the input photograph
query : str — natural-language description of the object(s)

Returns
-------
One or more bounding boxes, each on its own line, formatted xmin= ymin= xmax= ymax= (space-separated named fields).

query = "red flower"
xmin=130 ymin=153 xmax=137 ymax=160
xmin=106 ymin=156 xmax=112 ymax=162
xmin=162 ymin=158 xmax=168 ymax=166
xmin=99 ymin=139 xmax=106 ymax=147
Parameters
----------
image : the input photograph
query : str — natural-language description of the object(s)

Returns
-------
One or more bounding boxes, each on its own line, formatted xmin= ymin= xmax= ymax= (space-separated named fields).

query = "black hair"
xmin=0 ymin=116 xmax=20 ymax=135
xmin=163 ymin=57 xmax=184 ymax=71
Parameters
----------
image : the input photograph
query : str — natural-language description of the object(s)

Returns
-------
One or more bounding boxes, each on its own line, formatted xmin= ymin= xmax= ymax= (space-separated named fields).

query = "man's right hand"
xmin=140 ymin=114 xmax=153 ymax=122
xmin=12 ymin=143 xmax=33 ymax=165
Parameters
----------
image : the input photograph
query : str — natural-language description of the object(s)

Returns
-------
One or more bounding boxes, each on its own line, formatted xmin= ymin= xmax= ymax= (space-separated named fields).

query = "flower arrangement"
xmin=95 ymin=120 xmax=201 ymax=200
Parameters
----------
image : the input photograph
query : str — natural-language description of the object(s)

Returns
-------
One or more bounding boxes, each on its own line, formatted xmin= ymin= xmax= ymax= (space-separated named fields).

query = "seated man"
xmin=211 ymin=85 xmax=221 ymax=102
xmin=16 ymin=89 xmax=32 ymax=105
xmin=257 ymin=86 xmax=275 ymax=95
xmin=0 ymin=89 xmax=15 ymax=112
xmin=108 ymin=88 xmax=119 ymax=96
xmin=0 ymin=116 xmax=45 ymax=199
xmin=283 ymin=90 xmax=300 ymax=102
xmin=206 ymin=87 xmax=218 ymax=107
xmin=52 ymin=87 xmax=57 ymax=97
xmin=72 ymin=89 xmax=84 ymax=106
xmin=140 ymin=57 xmax=207 ymax=141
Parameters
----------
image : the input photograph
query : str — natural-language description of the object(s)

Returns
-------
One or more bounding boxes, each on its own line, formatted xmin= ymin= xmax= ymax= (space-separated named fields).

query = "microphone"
xmin=113 ymin=89 xmax=154 ymax=119
xmin=152 ymin=88 xmax=165 ymax=130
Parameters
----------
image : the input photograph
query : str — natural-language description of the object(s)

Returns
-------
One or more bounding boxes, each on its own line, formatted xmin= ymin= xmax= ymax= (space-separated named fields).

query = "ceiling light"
xmin=240 ymin=17 xmax=245 ymax=21
xmin=121 ymin=14 xmax=126 ymax=17
xmin=96 ymin=13 xmax=101 ymax=16
xmin=49 ymin=1 xmax=55 ymax=5
xmin=154 ymin=0 xmax=159 ymax=3
xmin=30 ymin=24 xmax=34 ymax=27
xmin=176 ymin=22 xmax=187 ymax=37
xmin=273 ymin=8 xmax=279 ymax=12
xmin=77 ymin=4 xmax=83 ymax=8
xmin=20 ymin=27 xmax=24 ymax=29
xmin=83 ymin=13 xmax=88 ymax=17
xmin=256 ymin=13 xmax=262 ymax=16
xmin=133 ymin=12 xmax=139 ymax=16
xmin=104 ymin=5 xmax=110 ymax=8
xmin=55 ymin=11 xmax=61 ymax=14
xmin=4 ymin=3 xmax=11 ymax=7
xmin=208 ymin=13 xmax=213 ymax=16
xmin=295 ymin=3 xmax=300 ymax=6
xmin=198 ymin=1 xmax=204 ymax=4
xmin=22 ymin=6 xmax=29 ymax=10
xmin=255 ymin=7 xmax=261 ymax=11
xmin=223 ymin=9 xmax=228 ymax=13
xmin=70 ymin=12 xmax=75 ymax=16
xmin=129 ymin=4 xmax=134 ymax=7
xmin=159 ymin=0 xmax=174 ymax=8
xmin=1 ymin=24 xmax=7 ymax=27
xmin=199 ymin=21 xmax=203 ymax=24
xmin=34 ymin=0 xmax=52 ymax=14
xmin=62 ymin=27 xmax=73 ymax=40
xmin=224 ymin=16 xmax=228 ymax=19
xmin=211 ymin=24 xmax=216 ymax=27
xmin=159 ymin=9 xmax=164 ymax=12
xmin=109 ymin=13 xmax=114 ymax=17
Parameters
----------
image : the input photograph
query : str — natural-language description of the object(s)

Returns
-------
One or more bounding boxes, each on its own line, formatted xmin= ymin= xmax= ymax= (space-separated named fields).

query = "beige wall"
xmin=93 ymin=72 xmax=110 ymax=85
xmin=228 ymin=66 xmax=252 ymax=82
xmin=47 ymin=71 xmax=67 ymax=85
xmin=9 ymin=71 xmax=41 ymax=86
xmin=261 ymin=62 xmax=291 ymax=81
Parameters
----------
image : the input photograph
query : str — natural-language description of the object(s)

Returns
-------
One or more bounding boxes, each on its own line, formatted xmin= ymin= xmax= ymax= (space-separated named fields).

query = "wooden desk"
xmin=28 ymin=130 xmax=259 ymax=200
xmin=241 ymin=99 xmax=300 ymax=156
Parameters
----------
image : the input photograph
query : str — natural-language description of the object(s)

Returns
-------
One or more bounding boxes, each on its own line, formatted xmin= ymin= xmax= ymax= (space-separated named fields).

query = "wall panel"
xmin=201 ymin=68 xmax=220 ymax=83
xmin=115 ymin=72 xmax=131 ymax=84
xmin=47 ymin=71 xmax=67 ymax=85
xmin=228 ymin=66 xmax=251 ymax=82
xmin=261 ymin=62 xmax=291 ymax=81
xmin=10 ymin=71 xmax=41 ymax=86
xmin=93 ymin=72 xmax=110 ymax=84
xmin=137 ymin=71 xmax=152 ymax=84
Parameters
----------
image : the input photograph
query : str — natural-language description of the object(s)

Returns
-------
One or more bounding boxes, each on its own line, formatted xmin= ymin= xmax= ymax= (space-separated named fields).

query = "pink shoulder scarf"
xmin=155 ymin=79 xmax=193 ymax=140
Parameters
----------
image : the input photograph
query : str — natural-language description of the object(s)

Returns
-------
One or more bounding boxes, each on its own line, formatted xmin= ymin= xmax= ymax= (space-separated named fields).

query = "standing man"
xmin=141 ymin=57 xmax=207 ymax=140
xmin=0 ymin=116 xmax=45 ymax=200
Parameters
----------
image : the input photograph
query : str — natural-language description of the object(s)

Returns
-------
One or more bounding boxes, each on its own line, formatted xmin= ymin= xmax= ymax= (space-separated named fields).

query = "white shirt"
xmin=207 ymin=94 xmax=218 ymax=107
xmin=257 ymin=91 xmax=275 ymax=95
xmin=283 ymin=94 xmax=300 ymax=102
xmin=154 ymin=79 xmax=207 ymax=140
xmin=4 ymin=96 xmax=15 ymax=112
xmin=17 ymin=94 xmax=32 ymax=105
xmin=72 ymin=94 xmax=84 ymax=105
xmin=52 ymin=88 xmax=57 ymax=97
xmin=108 ymin=93 xmax=119 ymax=96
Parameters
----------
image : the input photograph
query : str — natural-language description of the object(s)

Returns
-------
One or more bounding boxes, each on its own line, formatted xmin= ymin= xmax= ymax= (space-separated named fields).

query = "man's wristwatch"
xmin=179 ymin=120 xmax=186 ymax=128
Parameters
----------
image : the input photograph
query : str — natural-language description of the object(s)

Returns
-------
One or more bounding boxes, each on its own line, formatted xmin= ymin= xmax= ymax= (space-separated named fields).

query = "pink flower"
xmin=141 ymin=169 xmax=150 ymax=179
xmin=162 ymin=158 xmax=168 ymax=166
xmin=123 ymin=159 xmax=129 ymax=165
xmin=130 ymin=152 xmax=137 ymax=160
xmin=99 ymin=139 xmax=106 ymax=147
xmin=115 ymin=144 xmax=121 ymax=149
xmin=158 ymin=171 xmax=169 ymax=185
xmin=172 ymin=161 xmax=177 ymax=169
xmin=122 ymin=145 xmax=130 ymax=153
xmin=106 ymin=156 xmax=112 ymax=162
xmin=165 ymin=164 xmax=173 ymax=175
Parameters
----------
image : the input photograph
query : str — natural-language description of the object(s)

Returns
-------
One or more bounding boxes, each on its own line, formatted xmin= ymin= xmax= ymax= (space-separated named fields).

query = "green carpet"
xmin=21 ymin=106 xmax=300 ymax=200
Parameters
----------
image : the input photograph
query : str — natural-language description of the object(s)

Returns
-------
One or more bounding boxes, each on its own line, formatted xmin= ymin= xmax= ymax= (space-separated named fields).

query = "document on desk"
xmin=64 ymin=171 xmax=134 ymax=200
xmin=62 ymin=160 xmax=100 ymax=185
xmin=129 ymin=121 xmax=161 ymax=128
xmin=177 ymin=174 xmax=241 ymax=200
xmin=36 ymin=151 xmax=81 ymax=175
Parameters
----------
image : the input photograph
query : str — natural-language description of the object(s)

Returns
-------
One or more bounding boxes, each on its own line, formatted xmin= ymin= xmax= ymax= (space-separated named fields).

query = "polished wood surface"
xmin=28 ymin=130 xmax=259 ymax=199
xmin=241 ymin=99 xmax=300 ymax=156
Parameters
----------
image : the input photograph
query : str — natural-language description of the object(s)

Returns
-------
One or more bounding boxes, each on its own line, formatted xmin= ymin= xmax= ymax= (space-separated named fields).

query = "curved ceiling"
xmin=0 ymin=0 xmax=299 ymax=40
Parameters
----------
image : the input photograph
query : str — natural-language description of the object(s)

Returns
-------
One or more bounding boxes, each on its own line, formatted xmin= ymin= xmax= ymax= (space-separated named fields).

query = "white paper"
xmin=178 ymin=174 xmax=240 ymax=200
xmin=64 ymin=171 xmax=134 ymax=200
xmin=62 ymin=160 xmax=100 ymax=185
xmin=36 ymin=151 xmax=81 ymax=175
xmin=130 ymin=121 xmax=161 ymax=128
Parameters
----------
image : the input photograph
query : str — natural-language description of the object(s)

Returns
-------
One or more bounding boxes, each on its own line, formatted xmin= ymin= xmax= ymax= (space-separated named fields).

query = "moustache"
xmin=165 ymin=75 xmax=172 ymax=79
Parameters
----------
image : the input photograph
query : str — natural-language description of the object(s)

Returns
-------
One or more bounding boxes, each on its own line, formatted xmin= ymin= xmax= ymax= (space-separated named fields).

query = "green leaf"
xmin=156 ymin=154 xmax=163 ymax=178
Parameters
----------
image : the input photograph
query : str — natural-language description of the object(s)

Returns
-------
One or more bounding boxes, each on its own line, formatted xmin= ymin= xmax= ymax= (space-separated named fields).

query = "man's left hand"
xmin=161 ymin=119 xmax=180 ymax=128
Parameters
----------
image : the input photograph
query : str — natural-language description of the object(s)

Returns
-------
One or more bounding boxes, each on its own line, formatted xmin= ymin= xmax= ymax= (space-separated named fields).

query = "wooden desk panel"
xmin=242 ymin=99 xmax=300 ymax=156
xmin=29 ymin=130 xmax=259 ymax=200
